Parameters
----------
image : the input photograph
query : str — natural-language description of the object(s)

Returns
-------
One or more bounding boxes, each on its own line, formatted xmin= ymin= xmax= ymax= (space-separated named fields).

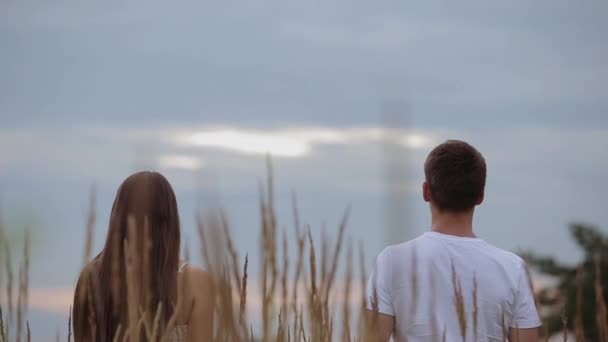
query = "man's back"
xmin=367 ymin=231 xmax=541 ymax=341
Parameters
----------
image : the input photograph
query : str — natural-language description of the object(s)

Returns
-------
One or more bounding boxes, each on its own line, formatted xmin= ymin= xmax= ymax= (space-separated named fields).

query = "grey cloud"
xmin=1 ymin=0 xmax=607 ymax=129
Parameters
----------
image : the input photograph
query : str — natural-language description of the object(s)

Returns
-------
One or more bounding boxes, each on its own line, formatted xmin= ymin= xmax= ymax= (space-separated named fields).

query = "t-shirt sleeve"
xmin=365 ymin=247 xmax=395 ymax=316
xmin=511 ymin=260 xmax=542 ymax=329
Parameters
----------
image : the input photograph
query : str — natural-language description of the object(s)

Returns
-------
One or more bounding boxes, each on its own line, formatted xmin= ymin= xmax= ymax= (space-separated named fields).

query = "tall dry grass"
xmin=0 ymin=217 xmax=31 ymax=342
xmin=0 ymin=167 xmax=606 ymax=341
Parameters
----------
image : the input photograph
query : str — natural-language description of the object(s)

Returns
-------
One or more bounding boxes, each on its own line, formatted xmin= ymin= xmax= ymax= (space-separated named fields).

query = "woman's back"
xmin=72 ymin=172 xmax=213 ymax=341
xmin=75 ymin=260 xmax=213 ymax=341
xmin=169 ymin=262 xmax=214 ymax=342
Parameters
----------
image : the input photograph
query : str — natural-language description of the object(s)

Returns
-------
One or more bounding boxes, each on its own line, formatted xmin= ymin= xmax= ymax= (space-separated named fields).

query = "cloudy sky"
xmin=1 ymin=0 xmax=607 ymax=338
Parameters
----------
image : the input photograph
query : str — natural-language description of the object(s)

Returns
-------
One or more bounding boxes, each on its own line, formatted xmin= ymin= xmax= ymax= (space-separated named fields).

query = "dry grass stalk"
xmin=112 ymin=325 xmax=122 ymax=342
xmin=83 ymin=185 xmax=96 ymax=267
xmin=257 ymin=163 xmax=280 ymax=342
xmin=473 ymin=274 xmax=478 ymax=342
xmin=562 ymin=305 xmax=568 ymax=342
xmin=163 ymin=301 xmax=183 ymax=342
xmin=214 ymin=268 xmax=228 ymax=341
xmin=109 ymin=215 xmax=121 ymax=316
xmin=324 ymin=208 xmax=350 ymax=304
xmin=219 ymin=210 xmax=248 ymax=336
xmin=357 ymin=240 xmax=369 ymax=340
xmin=298 ymin=309 xmax=307 ymax=342
xmin=501 ymin=310 xmax=507 ymax=342
xmin=124 ymin=216 xmax=141 ymax=342
xmin=341 ymin=240 xmax=353 ymax=342
xmin=524 ymin=262 xmax=538 ymax=308
xmin=67 ymin=306 xmax=72 ymax=342
xmin=574 ymin=266 xmax=584 ymax=342
xmin=142 ymin=217 xmax=152 ymax=325
xmin=265 ymin=159 xmax=279 ymax=325
xmin=139 ymin=308 xmax=154 ymax=340
xmin=280 ymin=231 xmax=289 ymax=341
xmin=368 ymin=284 xmax=380 ymax=341
xmin=240 ymin=253 xmax=249 ymax=318
xmin=220 ymin=211 xmax=243 ymax=295
xmin=306 ymin=228 xmax=320 ymax=341
xmin=84 ymin=269 xmax=103 ymax=342
xmin=164 ymin=248 xmax=189 ymax=341
xmin=521 ymin=260 xmax=545 ymax=341
xmin=196 ymin=212 xmax=213 ymax=275
xmin=291 ymin=192 xmax=307 ymax=337
xmin=0 ymin=305 xmax=6 ymax=342
xmin=149 ymin=303 xmax=162 ymax=340
xmin=87 ymin=299 xmax=97 ymax=342
xmin=595 ymin=254 xmax=608 ymax=342
xmin=3 ymin=234 xmax=14 ymax=337
xmin=277 ymin=309 xmax=284 ymax=340
xmin=429 ymin=271 xmax=439 ymax=342
xmin=450 ymin=261 xmax=467 ymax=341
xmin=409 ymin=246 xmax=418 ymax=321
xmin=225 ymin=266 xmax=240 ymax=341
xmin=327 ymin=317 xmax=334 ymax=342
xmin=0 ymin=224 xmax=6 ymax=342
xmin=16 ymin=267 xmax=22 ymax=342
xmin=16 ymin=229 xmax=30 ymax=342
xmin=321 ymin=226 xmax=328 ymax=295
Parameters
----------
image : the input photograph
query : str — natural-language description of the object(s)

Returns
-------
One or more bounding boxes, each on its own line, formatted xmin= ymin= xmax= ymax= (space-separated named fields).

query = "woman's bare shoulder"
xmin=178 ymin=266 xmax=214 ymax=338
xmin=177 ymin=264 xmax=213 ymax=322
xmin=179 ymin=264 xmax=212 ymax=287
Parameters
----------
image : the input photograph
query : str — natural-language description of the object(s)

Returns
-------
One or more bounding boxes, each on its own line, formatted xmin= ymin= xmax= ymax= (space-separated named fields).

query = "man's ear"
xmin=423 ymin=181 xmax=431 ymax=202
xmin=476 ymin=191 xmax=484 ymax=205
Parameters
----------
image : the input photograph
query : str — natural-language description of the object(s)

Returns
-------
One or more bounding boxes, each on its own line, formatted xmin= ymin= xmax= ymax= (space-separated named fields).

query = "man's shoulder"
xmin=377 ymin=234 xmax=526 ymax=267
xmin=378 ymin=233 xmax=442 ymax=259
xmin=480 ymin=240 xmax=526 ymax=269
xmin=381 ymin=235 xmax=423 ymax=251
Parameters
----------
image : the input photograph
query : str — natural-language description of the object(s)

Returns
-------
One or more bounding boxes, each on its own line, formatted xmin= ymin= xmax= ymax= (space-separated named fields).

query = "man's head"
xmin=423 ymin=140 xmax=486 ymax=212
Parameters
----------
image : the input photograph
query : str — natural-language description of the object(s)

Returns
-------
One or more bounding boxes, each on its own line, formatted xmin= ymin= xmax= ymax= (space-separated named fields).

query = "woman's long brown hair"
xmin=72 ymin=171 xmax=181 ymax=341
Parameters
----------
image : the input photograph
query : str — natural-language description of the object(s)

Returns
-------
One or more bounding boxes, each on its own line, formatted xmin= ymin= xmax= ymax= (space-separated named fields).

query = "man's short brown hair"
xmin=424 ymin=140 xmax=486 ymax=212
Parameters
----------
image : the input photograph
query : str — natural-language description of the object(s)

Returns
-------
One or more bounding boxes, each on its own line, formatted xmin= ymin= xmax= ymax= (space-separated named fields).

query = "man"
xmin=366 ymin=140 xmax=541 ymax=341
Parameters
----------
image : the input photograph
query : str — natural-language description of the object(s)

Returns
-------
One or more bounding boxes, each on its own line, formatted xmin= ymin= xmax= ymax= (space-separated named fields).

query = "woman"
xmin=73 ymin=171 xmax=213 ymax=341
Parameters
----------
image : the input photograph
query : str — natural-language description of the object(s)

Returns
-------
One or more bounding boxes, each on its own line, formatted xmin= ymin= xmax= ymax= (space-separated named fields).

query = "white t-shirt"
xmin=366 ymin=231 xmax=541 ymax=342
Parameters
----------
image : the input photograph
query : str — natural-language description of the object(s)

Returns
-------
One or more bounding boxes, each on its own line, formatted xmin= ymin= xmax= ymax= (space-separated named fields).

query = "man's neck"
xmin=430 ymin=207 xmax=476 ymax=238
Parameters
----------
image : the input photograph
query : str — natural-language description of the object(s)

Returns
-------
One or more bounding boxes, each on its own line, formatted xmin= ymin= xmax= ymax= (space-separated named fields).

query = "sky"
xmin=1 ymin=0 xmax=607 ymax=338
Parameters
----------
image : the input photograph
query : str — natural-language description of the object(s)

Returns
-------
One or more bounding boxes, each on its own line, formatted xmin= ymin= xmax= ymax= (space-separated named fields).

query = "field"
xmin=0 ymin=170 xmax=606 ymax=341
